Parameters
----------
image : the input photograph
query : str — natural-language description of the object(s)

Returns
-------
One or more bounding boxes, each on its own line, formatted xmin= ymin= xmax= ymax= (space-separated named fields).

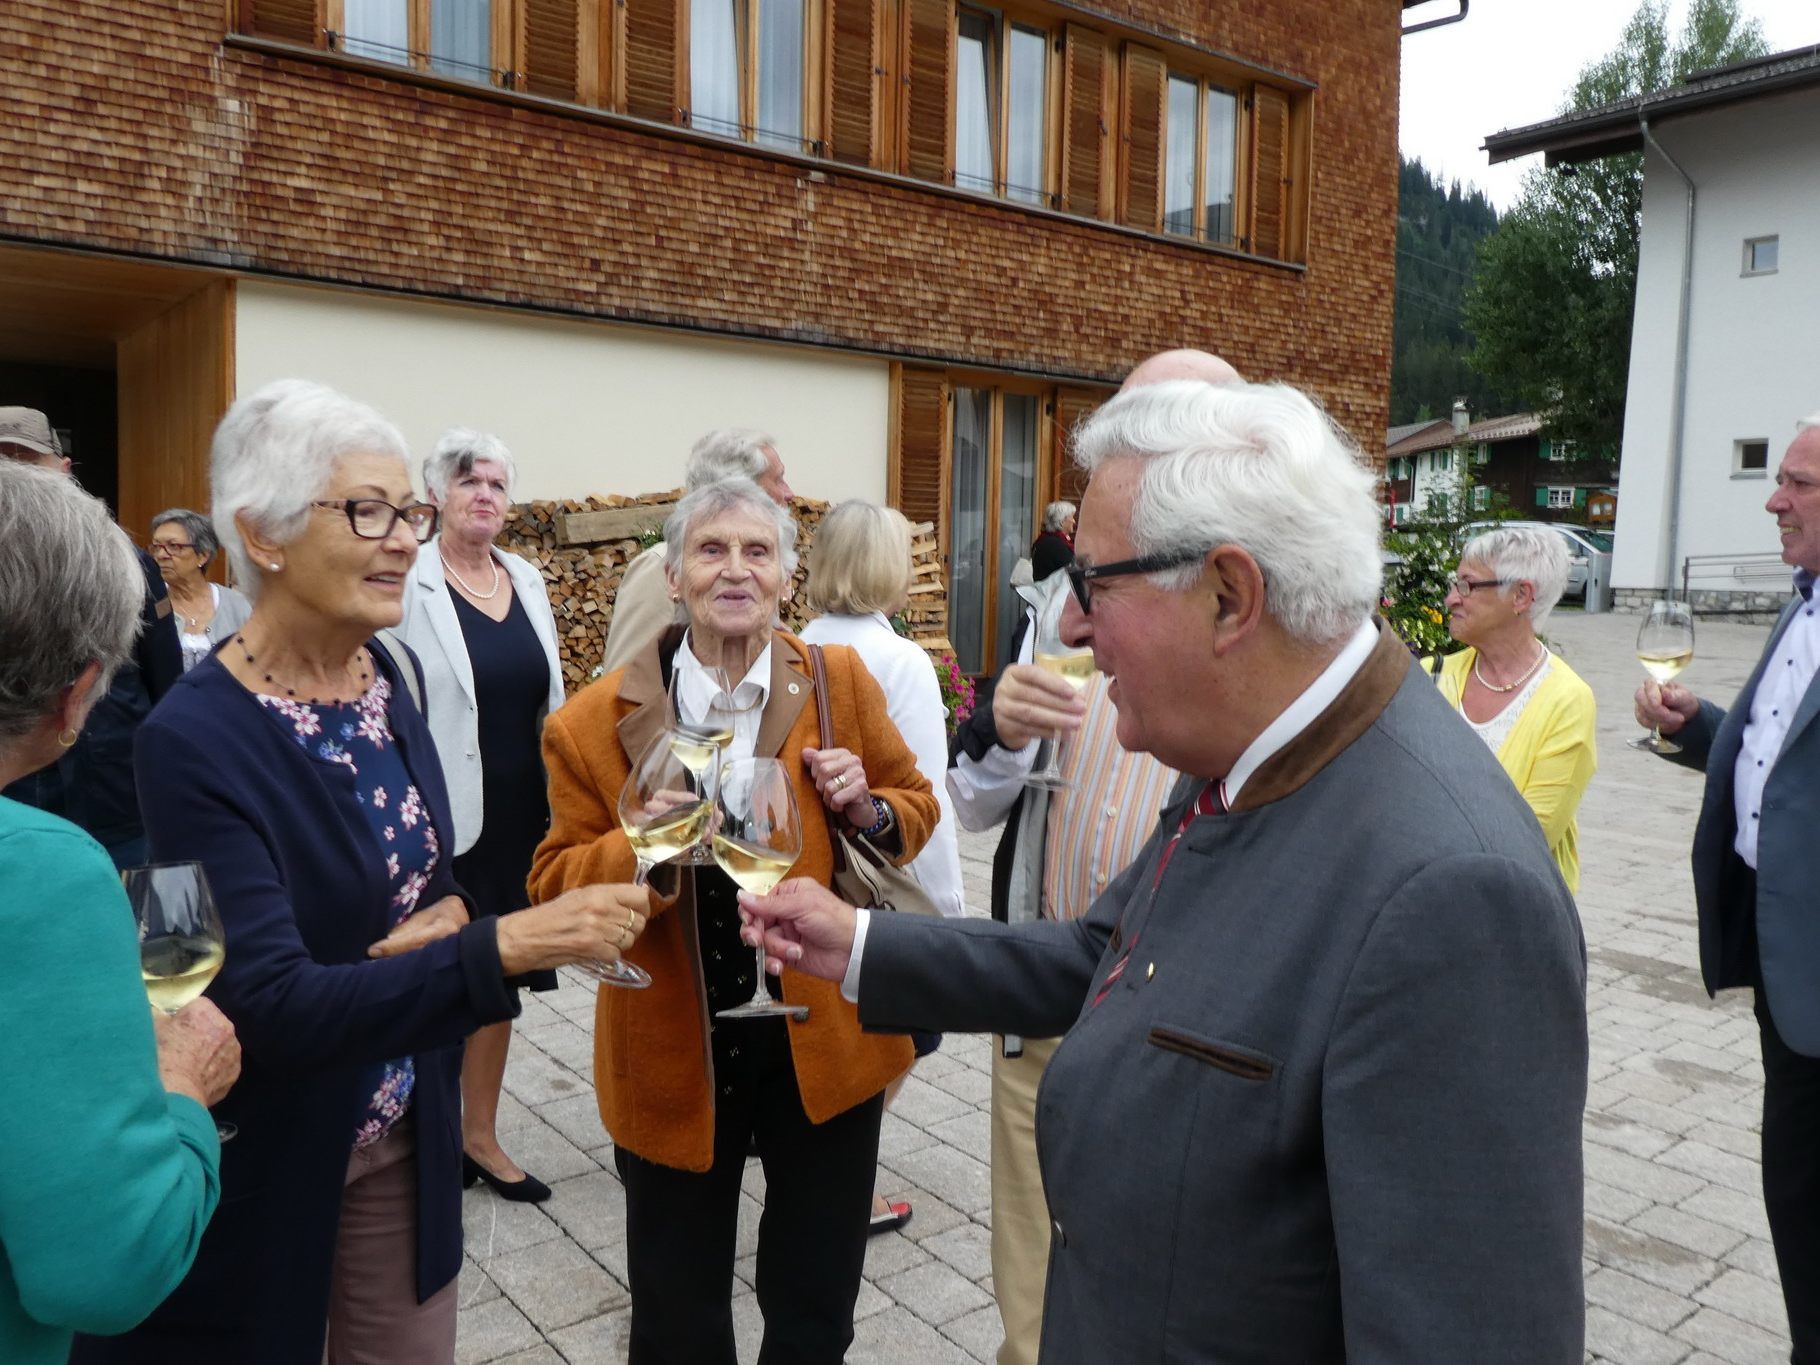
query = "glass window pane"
xmin=955 ymin=11 xmax=997 ymax=194
xmin=430 ymin=0 xmax=491 ymax=77
xmin=1749 ymin=237 xmax=1779 ymax=272
xmin=756 ymin=0 xmax=804 ymax=149
xmin=996 ymin=395 xmax=1039 ymax=669
xmin=1163 ymin=74 xmax=1197 ymax=236
xmin=691 ymin=0 xmax=743 ymax=136
xmin=949 ymin=388 xmax=993 ymax=674
xmin=1006 ymin=25 xmax=1048 ymax=206
xmin=343 ymin=0 xmax=409 ymax=64
xmin=1203 ymin=86 xmax=1237 ymax=245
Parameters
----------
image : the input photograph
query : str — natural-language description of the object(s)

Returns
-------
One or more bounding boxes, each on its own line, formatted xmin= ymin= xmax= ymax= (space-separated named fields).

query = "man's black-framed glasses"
xmin=312 ymin=499 xmax=439 ymax=543
xmin=1064 ymin=548 xmax=1209 ymax=614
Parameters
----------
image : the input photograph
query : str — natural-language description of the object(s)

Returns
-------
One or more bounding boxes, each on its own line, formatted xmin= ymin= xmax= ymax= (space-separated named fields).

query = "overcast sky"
xmin=1399 ymin=0 xmax=1820 ymax=209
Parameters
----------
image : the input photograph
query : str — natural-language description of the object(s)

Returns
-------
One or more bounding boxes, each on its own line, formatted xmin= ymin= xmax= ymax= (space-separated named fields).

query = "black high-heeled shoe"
xmin=462 ymin=1153 xmax=552 ymax=1204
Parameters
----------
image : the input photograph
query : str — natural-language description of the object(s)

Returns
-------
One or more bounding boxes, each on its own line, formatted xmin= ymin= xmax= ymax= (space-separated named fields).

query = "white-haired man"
xmin=1635 ymin=413 xmax=1820 ymax=1361
xmin=739 ymin=378 xmax=1589 ymax=1363
xmin=600 ymin=429 xmax=793 ymax=674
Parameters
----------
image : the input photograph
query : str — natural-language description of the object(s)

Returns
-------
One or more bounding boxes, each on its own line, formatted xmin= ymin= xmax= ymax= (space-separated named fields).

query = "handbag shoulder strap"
xmin=806 ymin=644 xmax=851 ymax=875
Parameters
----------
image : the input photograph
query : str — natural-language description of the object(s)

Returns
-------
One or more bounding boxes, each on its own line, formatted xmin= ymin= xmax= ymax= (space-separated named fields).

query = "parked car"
xmin=1456 ymin=521 xmax=1613 ymax=601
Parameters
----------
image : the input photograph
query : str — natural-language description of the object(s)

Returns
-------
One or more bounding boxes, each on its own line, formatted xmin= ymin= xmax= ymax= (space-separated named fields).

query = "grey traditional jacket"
xmin=861 ymin=624 xmax=1589 ymax=1363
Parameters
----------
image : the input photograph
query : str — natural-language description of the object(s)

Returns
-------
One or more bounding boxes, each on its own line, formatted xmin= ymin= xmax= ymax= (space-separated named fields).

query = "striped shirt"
xmin=1040 ymin=673 xmax=1179 ymax=923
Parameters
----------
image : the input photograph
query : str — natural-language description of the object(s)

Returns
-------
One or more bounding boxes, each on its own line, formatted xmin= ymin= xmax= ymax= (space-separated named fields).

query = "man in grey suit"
xmin=1635 ymin=413 xmax=1820 ymax=1363
xmin=739 ymin=377 xmax=1589 ymax=1362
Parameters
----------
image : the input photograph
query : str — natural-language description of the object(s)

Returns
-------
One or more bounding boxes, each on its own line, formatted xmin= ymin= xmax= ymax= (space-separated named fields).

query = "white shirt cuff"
xmin=840 ymin=908 xmax=872 ymax=1003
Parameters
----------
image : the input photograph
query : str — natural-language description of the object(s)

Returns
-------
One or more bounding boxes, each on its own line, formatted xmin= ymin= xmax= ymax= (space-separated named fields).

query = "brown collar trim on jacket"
xmin=615 ymin=625 xmax=815 ymax=772
xmin=1227 ymin=620 xmax=1414 ymax=813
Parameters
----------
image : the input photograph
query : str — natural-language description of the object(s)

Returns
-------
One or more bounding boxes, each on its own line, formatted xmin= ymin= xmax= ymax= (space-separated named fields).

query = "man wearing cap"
xmin=1 ymin=407 xmax=183 ymax=865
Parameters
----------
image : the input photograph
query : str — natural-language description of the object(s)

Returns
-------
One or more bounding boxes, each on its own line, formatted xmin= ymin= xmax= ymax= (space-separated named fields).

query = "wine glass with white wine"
xmin=1630 ymin=598 xmax=1696 ymax=754
xmin=711 ymin=757 xmax=805 ymax=1021
xmin=1026 ymin=608 xmax=1095 ymax=791
xmin=607 ymin=732 xmax=717 ymax=989
xmin=126 ymin=861 xmax=236 ymax=1141
xmin=667 ymin=665 xmax=737 ymax=865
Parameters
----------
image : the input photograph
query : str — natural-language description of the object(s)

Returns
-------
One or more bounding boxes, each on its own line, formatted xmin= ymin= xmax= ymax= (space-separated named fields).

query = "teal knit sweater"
xmin=0 ymin=796 xmax=220 ymax=1363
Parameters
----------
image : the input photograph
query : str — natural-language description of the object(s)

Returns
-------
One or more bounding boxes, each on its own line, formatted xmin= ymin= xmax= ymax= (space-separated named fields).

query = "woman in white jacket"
xmin=800 ymin=498 xmax=964 ymax=1233
xmin=396 ymin=428 xmax=565 ymax=1202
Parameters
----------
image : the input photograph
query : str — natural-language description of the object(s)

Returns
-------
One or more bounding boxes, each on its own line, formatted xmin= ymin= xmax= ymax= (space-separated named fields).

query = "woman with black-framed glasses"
xmin=77 ymin=381 xmax=653 ymax=1365
xmin=148 ymin=509 xmax=252 ymax=671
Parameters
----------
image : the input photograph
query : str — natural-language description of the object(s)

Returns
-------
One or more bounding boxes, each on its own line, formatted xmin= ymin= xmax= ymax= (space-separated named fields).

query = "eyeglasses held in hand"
xmin=311 ymin=499 xmax=440 ymax=543
xmin=1064 ymin=548 xmax=1209 ymax=614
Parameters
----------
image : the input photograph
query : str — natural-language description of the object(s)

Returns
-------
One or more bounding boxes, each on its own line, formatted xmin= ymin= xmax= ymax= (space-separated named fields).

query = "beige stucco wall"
xmin=233 ymin=280 xmax=891 ymax=504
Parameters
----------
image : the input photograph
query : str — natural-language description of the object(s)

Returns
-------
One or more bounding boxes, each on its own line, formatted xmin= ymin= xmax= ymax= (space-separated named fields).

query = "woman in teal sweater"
xmin=0 ymin=457 xmax=241 ymax=1363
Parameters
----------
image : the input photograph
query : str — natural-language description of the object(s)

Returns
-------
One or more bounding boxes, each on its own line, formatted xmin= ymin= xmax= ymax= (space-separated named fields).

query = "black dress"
xmin=450 ymin=588 xmax=558 ymax=992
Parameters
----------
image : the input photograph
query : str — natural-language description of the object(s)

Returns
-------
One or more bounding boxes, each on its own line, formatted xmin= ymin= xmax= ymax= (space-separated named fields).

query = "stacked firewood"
xmin=499 ymin=491 xmax=951 ymax=695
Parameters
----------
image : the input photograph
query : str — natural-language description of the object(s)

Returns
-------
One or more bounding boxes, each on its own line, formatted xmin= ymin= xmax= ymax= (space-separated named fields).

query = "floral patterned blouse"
xmin=256 ymin=675 xmax=440 ymax=1150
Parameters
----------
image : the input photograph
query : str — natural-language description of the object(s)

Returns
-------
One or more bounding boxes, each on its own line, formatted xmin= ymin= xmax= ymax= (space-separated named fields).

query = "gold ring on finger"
xmin=834 ymin=774 xmax=847 ymax=790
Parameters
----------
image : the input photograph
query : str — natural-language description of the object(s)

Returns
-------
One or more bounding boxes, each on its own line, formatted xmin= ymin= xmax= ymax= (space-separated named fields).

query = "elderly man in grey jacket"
xmin=737 ymin=377 xmax=1589 ymax=1363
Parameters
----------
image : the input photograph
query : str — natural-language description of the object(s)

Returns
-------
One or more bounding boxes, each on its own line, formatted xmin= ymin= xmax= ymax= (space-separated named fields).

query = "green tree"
xmin=1464 ymin=0 xmax=1767 ymax=450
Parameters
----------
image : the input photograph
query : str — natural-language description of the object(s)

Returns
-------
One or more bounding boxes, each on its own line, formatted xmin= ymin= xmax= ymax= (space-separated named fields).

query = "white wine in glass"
xmin=668 ymin=664 xmax=739 ymax=865
xmin=1027 ymin=612 xmax=1094 ymax=790
xmin=712 ymin=757 xmax=805 ymax=1021
xmin=606 ymin=732 xmax=716 ymax=989
xmin=125 ymin=862 xmax=236 ymax=1142
xmin=1630 ymin=598 xmax=1696 ymax=754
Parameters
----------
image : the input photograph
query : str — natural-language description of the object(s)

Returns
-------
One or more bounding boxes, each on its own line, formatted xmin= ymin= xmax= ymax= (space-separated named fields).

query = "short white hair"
xmin=1042 ymin=500 xmax=1077 ymax=532
xmin=1071 ymin=379 xmax=1382 ymax=645
xmin=423 ymin=428 xmax=516 ymax=502
xmin=685 ymin=429 xmax=775 ymax=491
xmin=1459 ymin=526 xmax=1570 ymax=632
xmin=663 ymin=478 xmax=799 ymax=580
xmin=0 ymin=461 xmax=144 ymax=743
xmin=211 ymin=380 xmax=411 ymax=597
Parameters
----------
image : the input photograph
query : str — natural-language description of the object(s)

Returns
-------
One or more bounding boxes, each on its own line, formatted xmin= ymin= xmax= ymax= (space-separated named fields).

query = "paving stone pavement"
xmin=457 ymin=608 xmax=1793 ymax=1365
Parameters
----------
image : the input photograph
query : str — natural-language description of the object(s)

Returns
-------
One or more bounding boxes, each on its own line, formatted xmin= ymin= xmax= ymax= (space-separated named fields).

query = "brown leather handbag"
xmin=807 ymin=644 xmax=942 ymax=918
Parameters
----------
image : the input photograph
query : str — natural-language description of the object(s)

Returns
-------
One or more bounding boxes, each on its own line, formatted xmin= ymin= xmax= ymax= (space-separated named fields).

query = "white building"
xmin=1484 ymin=48 xmax=1820 ymax=611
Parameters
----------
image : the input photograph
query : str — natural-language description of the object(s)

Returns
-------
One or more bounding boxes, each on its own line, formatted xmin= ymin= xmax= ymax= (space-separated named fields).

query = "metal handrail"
xmin=1681 ymin=551 xmax=1789 ymax=601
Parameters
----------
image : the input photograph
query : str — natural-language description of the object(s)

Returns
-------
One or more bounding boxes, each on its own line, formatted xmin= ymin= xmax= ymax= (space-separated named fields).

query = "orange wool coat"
xmin=529 ymin=629 xmax=936 ymax=1173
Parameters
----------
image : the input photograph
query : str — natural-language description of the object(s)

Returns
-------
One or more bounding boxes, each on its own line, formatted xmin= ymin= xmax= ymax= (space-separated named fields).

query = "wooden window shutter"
xmin=824 ymin=0 xmax=882 ymax=165
xmin=1118 ymin=43 xmax=1165 ymax=232
xmin=900 ymin=0 xmax=954 ymax=182
xmin=520 ymin=0 xmax=582 ymax=100
xmin=1249 ymin=85 xmax=1291 ymax=260
xmin=623 ymin=0 xmax=684 ymax=123
xmin=890 ymin=366 xmax=952 ymax=563
xmin=240 ymin=0 xmax=321 ymax=45
xmin=1059 ymin=25 xmax=1112 ymax=219
xmin=1053 ymin=387 xmax=1104 ymax=504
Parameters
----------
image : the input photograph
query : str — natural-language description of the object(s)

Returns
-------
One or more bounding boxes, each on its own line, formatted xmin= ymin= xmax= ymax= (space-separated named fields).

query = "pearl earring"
xmin=269 ymin=562 xmax=281 ymax=571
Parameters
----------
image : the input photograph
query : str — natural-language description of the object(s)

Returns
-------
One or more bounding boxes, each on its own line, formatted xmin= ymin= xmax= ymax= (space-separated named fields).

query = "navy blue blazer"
xmin=1666 ymin=594 xmax=1820 ymax=1057
xmin=72 ymin=642 xmax=519 ymax=1365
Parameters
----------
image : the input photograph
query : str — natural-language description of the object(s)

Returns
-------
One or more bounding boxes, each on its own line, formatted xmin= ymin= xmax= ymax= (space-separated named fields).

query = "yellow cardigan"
xmin=1436 ymin=647 xmax=1597 ymax=892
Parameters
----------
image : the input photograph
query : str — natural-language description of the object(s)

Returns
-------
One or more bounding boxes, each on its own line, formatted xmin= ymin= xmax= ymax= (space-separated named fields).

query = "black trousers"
xmin=613 ymin=1016 xmax=884 ymax=1365
xmin=1757 ymin=997 xmax=1820 ymax=1364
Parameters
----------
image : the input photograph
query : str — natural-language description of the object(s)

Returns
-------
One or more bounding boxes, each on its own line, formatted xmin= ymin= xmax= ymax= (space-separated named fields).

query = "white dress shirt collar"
xmin=674 ymin=631 xmax=772 ymax=763
xmin=1221 ymin=619 xmax=1380 ymax=807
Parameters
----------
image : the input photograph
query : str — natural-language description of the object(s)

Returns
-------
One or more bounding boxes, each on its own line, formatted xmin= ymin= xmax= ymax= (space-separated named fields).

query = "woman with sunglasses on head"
xmin=72 ymin=381 xmax=653 ymax=1365
xmin=1435 ymin=525 xmax=1597 ymax=891
xmin=147 ymin=509 xmax=252 ymax=672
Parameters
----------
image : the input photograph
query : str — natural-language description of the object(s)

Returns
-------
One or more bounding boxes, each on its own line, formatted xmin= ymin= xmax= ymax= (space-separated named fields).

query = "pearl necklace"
xmin=1472 ymin=643 xmax=1548 ymax=694
xmin=440 ymin=548 xmax=501 ymax=600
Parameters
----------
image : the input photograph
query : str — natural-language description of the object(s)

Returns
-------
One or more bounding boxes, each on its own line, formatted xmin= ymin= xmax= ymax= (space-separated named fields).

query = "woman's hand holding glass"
xmin=494 ymin=884 xmax=654 ymax=979
xmin=153 ymin=999 xmax=242 ymax=1113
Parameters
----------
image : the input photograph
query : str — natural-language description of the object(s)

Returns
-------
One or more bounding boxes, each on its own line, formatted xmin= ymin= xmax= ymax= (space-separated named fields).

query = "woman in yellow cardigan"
xmin=530 ymin=478 xmax=936 ymax=1365
xmin=1438 ymin=526 xmax=1597 ymax=891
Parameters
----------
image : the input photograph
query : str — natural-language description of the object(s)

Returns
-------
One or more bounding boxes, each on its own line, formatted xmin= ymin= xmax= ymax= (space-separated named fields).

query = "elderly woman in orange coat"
xmin=530 ymin=477 xmax=936 ymax=1365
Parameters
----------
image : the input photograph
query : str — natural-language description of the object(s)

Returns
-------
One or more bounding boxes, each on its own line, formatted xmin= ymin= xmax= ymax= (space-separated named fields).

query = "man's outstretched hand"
xmin=737 ymin=879 xmax=859 ymax=982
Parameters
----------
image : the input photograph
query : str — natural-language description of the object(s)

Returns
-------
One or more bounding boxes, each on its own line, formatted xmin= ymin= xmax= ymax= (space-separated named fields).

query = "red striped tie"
xmin=1091 ymin=781 xmax=1223 ymax=1008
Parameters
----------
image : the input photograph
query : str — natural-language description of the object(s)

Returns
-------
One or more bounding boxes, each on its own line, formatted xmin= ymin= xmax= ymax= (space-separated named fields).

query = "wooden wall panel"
xmin=116 ymin=282 xmax=234 ymax=549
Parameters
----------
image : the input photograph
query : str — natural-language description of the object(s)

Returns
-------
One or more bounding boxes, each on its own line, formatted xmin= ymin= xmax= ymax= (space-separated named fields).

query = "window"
xmin=1546 ymin=487 xmax=1575 ymax=510
xmin=341 ymin=0 xmax=494 ymax=78
xmin=954 ymin=10 xmax=1051 ymax=204
xmin=948 ymin=385 xmax=1041 ymax=672
xmin=1472 ymin=443 xmax=1489 ymax=466
xmin=689 ymin=0 xmax=806 ymax=147
xmin=1736 ymin=438 xmax=1769 ymax=476
xmin=1744 ymin=236 xmax=1779 ymax=276
xmin=1163 ymin=74 xmax=1238 ymax=245
xmin=1546 ymin=438 xmax=1577 ymax=463
xmin=1471 ymin=485 xmax=1491 ymax=511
